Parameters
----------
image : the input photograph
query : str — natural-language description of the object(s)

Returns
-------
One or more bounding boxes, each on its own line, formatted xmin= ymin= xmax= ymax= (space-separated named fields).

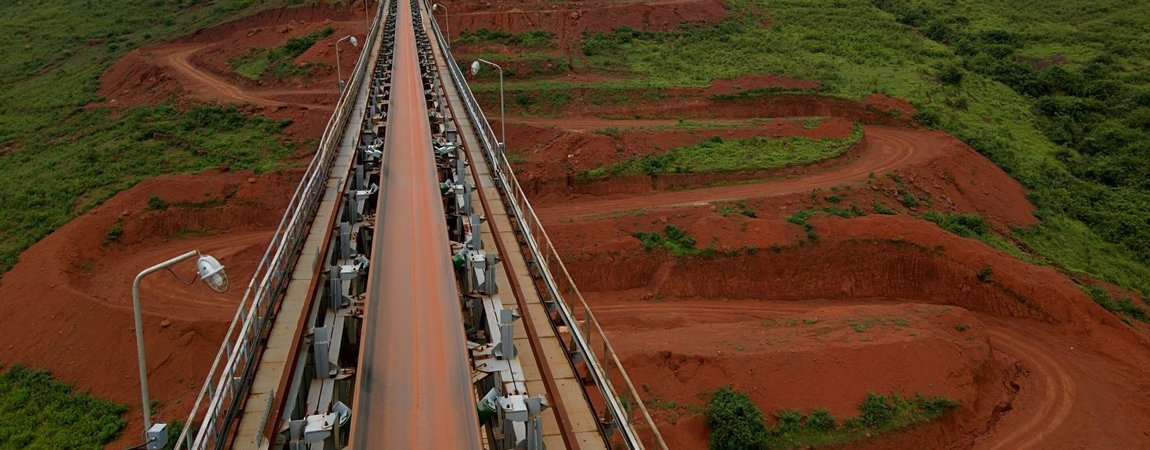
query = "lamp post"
xmin=335 ymin=35 xmax=360 ymax=93
xmin=432 ymin=3 xmax=450 ymax=48
xmin=133 ymin=250 xmax=229 ymax=450
xmin=364 ymin=0 xmax=371 ymax=32
xmin=470 ymin=59 xmax=505 ymax=154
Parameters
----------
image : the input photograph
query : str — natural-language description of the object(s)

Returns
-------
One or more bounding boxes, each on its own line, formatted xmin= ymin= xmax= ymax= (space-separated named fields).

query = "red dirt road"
xmin=538 ymin=127 xmax=974 ymax=218
xmin=449 ymin=0 xmax=1149 ymax=446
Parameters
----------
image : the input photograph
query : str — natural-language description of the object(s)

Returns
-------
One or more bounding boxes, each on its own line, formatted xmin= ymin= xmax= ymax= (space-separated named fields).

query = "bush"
xmin=147 ymin=196 xmax=168 ymax=211
xmin=806 ymin=408 xmax=836 ymax=431
xmin=707 ymin=387 xmax=768 ymax=450
xmin=937 ymin=62 xmax=964 ymax=85
xmin=632 ymin=225 xmax=710 ymax=257
xmin=923 ymin=212 xmax=988 ymax=238
xmin=977 ymin=265 xmax=993 ymax=282
xmin=859 ymin=392 xmax=896 ymax=427
xmin=773 ymin=409 xmax=804 ymax=434
xmin=105 ymin=223 xmax=122 ymax=243
xmin=872 ymin=200 xmax=896 ymax=215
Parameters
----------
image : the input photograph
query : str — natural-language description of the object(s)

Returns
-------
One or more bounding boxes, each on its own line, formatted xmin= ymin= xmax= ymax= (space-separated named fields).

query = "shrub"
xmin=147 ymin=196 xmax=168 ymax=211
xmin=977 ymin=265 xmax=993 ymax=282
xmin=105 ymin=224 xmax=122 ymax=243
xmin=1085 ymin=284 xmax=1149 ymax=323
xmin=923 ymin=212 xmax=989 ymax=238
xmin=937 ymin=62 xmax=964 ymax=85
xmin=872 ymin=200 xmax=896 ymax=215
xmin=900 ymin=192 xmax=920 ymax=207
xmin=707 ymin=387 xmax=768 ymax=450
xmin=632 ymin=225 xmax=705 ymax=257
xmin=859 ymin=393 xmax=896 ymax=427
xmin=773 ymin=409 xmax=804 ymax=434
xmin=806 ymin=408 xmax=836 ymax=431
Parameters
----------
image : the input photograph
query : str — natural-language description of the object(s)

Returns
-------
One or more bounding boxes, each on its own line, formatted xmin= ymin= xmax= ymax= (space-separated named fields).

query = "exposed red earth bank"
xmin=2 ymin=0 xmax=1148 ymax=449
xmin=1 ymin=4 xmax=366 ymax=448
xmin=443 ymin=0 xmax=1150 ymax=446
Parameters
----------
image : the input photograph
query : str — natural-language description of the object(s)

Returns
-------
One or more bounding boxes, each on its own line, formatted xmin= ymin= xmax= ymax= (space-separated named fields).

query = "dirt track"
xmin=537 ymin=127 xmax=937 ymax=219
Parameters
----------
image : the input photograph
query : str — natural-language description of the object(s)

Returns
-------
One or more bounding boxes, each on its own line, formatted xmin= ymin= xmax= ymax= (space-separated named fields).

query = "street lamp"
xmin=133 ymin=250 xmax=229 ymax=450
xmin=336 ymin=35 xmax=360 ymax=93
xmin=470 ymin=59 xmax=505 ymax=154
xmin=364 ymin=0 xmax=371 ymax=32
xmin=432 ymin=3 xmax=450 ymax=48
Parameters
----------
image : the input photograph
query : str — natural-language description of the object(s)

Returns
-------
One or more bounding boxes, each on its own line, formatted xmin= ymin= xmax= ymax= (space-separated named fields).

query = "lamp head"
xmin=470 ymin=60 xmax=480 ymax=76
xmin=433 ymin=3 xmax=441 ymax=11
xmin=350 ymin=36 xmax=359 ymax=47
xmin=196 ymin=254 xmax=229 ymax=293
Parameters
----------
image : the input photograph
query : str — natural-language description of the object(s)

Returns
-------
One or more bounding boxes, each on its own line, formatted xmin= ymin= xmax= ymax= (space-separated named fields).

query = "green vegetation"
xmin=632 ymin=225 xmax=715 ymax=257
xmin=147 ymin=196 xmax=168 ymax=211
xmin=1084 ymin=284 xmax=1149 ymax=324
xmin=706 ymin=387 xmax=959 ymax=449
xmin=0 ymin=0 xmax=297 ymax=275
xmin=571 ymin=0 xmax=1150 ymax=294
xmin=0 ymin=365 xmax=127 ymax=448
xmin=707 ymin=387 xmax=769 ymax=450
xmin=787 ymin=204 xmax=867 ymax=241
xmin=456 ymin=29 xmax=555 ymax=48
xmin=230 ymin=27 xmax=333 ymax=80
xmin=978 ymin=265 xmax=993 ymax=282
xmin=717 ymin=201 xmax=757 ymax=218
xmin=872 ymin=200 xmax=896 ymax=215
xmin=583 ymin=125 xmax=862 ymax=178
xmin=921 ymin=212 xmax=1032 ymax=261
xmin=922 ymin=212 xmax=988 ymax=239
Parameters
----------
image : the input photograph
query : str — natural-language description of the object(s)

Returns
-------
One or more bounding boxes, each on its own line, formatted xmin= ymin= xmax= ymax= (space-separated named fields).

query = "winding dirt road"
xmin=537 ymin=126 xmax=944 ymax=220
xmin=159 ymin=44 xmax=294 ymax=107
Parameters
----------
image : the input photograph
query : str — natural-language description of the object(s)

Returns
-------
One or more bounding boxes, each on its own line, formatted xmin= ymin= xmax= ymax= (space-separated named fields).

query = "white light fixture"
xmin=196 ymin=254 xmax=228 ymax=293
xmin=470 ymin=59 xmax=506 ymax=155
xmin=432 ymin=3 xmax=451 ymax=48
xmin=132 ymin=249 xmax=229 ymax=445
xmin=336 ymin=35 xmax=360 ymax=93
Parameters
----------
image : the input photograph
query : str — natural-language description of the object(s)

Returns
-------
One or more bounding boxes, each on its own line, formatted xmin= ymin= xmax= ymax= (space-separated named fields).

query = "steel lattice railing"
xmin=422 ymin=1 xmax=668 ymax=447
xmin=172 ymin=5 xmax=386 ymax=449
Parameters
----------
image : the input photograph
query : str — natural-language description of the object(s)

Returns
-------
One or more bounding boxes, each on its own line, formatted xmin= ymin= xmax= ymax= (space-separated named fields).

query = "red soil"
xmin=447 ymin=5 xmax=1150 ymax=443
xmin=3 ymin=4 xmax=363 ymax=448
xmin=0 ymin=170 xmax=301 ymax=447
xmin=446 ymin=0 xmax=727 ymax=47
xmin=452 ymin=5 xmax=1149 ymax=442
xmin=97 ymin=3 xmax=371 ymax=141
xmin=548 ymin=212 xmax=1150 ymax=448
xmin=505 ymin=116 xmax=855 ymax=180
xmin=534 ymin=126 xmax=1038 ymax=231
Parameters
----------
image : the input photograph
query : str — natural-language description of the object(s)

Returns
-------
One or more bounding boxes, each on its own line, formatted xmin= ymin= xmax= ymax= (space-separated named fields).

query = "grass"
xmin=706 ymin=387 xmax=959 ymax=450
xmin=582 ymin=125 xmax=862 ymax=178
xmin=921 ymin=212 xmax=1033 ymax=261
xmin=230 ymin=26 xmax=333 ymax=80
xmin=872 ymin=200 xmax=896 ymax=215
xmin=1084 ymin=284 xmax=1149 ymax=324
xmin=632 ymin=225 xmax=716 ymax=257
xmin=456 ymin=29 xmax=555 ymax=48
xmin=787 ymin=204 xmax=867 ymax=241
xmin=0 ymin=365 xmax=127 ymax=449
xmin=0 ymin=0 xmax=302 ymax=275
xmin=562 ymin=0 xmax=1150 ymax=295
xmin=716 ymin=201 xmax=757 ymax=218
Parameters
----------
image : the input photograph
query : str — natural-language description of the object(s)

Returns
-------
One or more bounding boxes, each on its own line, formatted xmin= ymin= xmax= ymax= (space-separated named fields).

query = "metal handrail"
xmin=424 ymin=4 xmax=667 ymax=448
xmin=174 ymin=4 xmax=386 ymax=449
